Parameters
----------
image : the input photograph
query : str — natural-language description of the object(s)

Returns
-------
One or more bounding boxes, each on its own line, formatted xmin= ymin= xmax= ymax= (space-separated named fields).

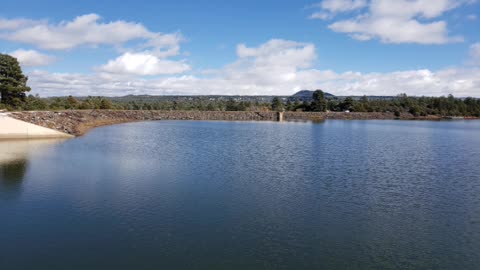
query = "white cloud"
xmin=26 ymin=67 xmax=480 ymax=98
xmin=329 ymin=17 xmax=461 ymax=44
xmin=314 ymin=68 xmax=480 ymax=97
xmin=309 ymin=12 xmax=333 ymax=20
xmin=219 ymin=39 xmax=317 ymax=88
xmin=24 ymin=39 xmax=480 ymax=97
xmin=236 ymin=39 xmax=316 ymax=68
xmin=321 ymin=0 xmax=368 ymax=13
xmin=467 ymin=14 xmax=477 ymax=21
xmin=309 ymin=0 xmax=367 ymax=20
xmin=470 ymin=43 xmax=480 ymax=64
xmin=1 ymin=14 xmax=189 ymax=76
xmin=9 ymin=49 xmax=55 ymax=67
xmin=98 ymin=52 xmax=190 ymax=76
xmin=310 ymin=0 xmax=475 ymax=44
xmin=0 ymin=14 xmax=183 ymax=53
xmin=0 ymin=18 xmax=38 ymax=30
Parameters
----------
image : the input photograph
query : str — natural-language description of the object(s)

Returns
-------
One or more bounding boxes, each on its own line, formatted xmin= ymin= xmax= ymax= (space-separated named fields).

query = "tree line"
xmin=10 ymin=95 xmax=272 ymax=112
xmin=7 ymin=90 xmax=478 ymax=118
xmin=1 ymin=53 xmax=479 ymax=117
xmin=273 ymin=91 xmax=480 ymax=117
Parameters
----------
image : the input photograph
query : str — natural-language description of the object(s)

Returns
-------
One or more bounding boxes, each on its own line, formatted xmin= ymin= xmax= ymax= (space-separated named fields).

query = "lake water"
xmin=1 ymin=120 xmax=480 ymax=270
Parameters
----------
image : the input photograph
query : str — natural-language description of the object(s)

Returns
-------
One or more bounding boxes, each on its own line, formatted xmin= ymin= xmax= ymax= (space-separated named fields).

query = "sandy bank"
xmin=0 ymin=113 xmax=73 ymax=139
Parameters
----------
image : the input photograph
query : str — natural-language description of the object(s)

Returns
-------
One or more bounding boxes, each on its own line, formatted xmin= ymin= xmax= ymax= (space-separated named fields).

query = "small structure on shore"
xmin=277 ymin=112 xmax=284 ymax=122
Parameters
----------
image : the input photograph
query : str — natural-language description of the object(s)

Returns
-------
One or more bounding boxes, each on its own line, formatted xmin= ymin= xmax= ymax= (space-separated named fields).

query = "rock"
xmin=9 ymin=110 xmax=412 ymax=137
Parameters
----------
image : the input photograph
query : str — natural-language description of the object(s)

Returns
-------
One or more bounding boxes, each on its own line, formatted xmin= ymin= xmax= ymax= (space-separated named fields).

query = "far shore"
xmin=4 ymin=110 xmax=477 ymax=138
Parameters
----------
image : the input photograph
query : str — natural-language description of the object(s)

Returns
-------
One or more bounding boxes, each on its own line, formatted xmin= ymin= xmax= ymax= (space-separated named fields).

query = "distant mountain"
xmin=291 ymin=90 xmax=335 ymax=101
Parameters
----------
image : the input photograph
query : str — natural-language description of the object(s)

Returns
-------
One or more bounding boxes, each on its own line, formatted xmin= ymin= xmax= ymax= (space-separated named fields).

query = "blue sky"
xmin=0 ymin=0 xmax=479 ymax=96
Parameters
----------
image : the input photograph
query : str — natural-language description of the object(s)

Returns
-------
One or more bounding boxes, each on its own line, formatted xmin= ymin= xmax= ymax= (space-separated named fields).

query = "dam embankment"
xmin=7 ymin=110 xmax=413 ymax=137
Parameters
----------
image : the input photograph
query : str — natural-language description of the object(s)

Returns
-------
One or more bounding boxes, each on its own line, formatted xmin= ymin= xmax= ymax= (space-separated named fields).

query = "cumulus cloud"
xmin=203 ymin=39 xmax=317 ymax=90
xmin=98 ymin=52 xmax=190 ymax=76
xmin=236 ymin=39 xmax=316 ymax=68
xmin=310 ymin=0 xmax=367 ymax=20
xmin=310 ymin=0 xmax=475 ymax=44
xmin=0 ymin=18 xmax=39 ymax=30
xmin=318 ymin=0 xmax=367 ymax=14
xmin=470 ymin=43 xmax=480 ymax=64
xmin=0 ymin=14 xmax=190 ymax=76
xmin=26 ymin=67 xmax=480 ymax=98
xmin=0 ymin=13 xmax=183 ymax=53
xmin=24 ymin=39 xmax=480 ymax=97
xmin=9 ymin=49 xmax=55 ymax=67
xmin=311 ymin=68 xmax=480 ymax=97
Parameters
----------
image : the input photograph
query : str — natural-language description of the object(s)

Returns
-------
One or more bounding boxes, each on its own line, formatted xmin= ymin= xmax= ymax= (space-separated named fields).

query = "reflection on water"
xmin=0 ymin=139 xmax=67 ymax=195
xmin=0 ymin=158 xmax=28 ymax=188
xmin=0 ymin=121 xmax=480 ymax=269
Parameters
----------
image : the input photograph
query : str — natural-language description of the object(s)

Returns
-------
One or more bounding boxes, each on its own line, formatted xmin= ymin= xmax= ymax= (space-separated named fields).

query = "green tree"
xmin=340 ymin=97 xmax=354 ymax=111
xmin=311 ymin=90 xmax=327 ymax=112
xmin=285 ymin=99 xmax=293 ymax=111
xmin=99 ymin=98 xmax=113 ymax=110
xmin=226 ymin=100 xmax=238 ymax=111
xmin=66 ymin=95 xmax=79 ymax=109
xmin=302 ymin=101 xmax=311 ymax=111
xmin=293 ymin=100 xmax=301 ymax=111
xmin=0 ymin=54 xmax=31 ymax=108
xmin=24 ymin=95 xmax=48 ymax=111
xmin=271 ymin=97 xmax=283 ymax=111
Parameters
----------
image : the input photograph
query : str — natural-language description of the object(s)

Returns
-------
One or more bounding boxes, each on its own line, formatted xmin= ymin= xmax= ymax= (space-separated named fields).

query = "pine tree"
xmin=0 ymin=54 xmax=31 ymax=108
xmin=311 ymin=90 xmax=327 ymax=112
xmin=271 ymin=97 xmax=283 ymax=111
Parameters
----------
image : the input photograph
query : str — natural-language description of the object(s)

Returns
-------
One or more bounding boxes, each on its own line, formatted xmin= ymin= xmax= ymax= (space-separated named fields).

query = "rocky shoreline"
xmin=9 ymin=110 xmax=466 ymax=137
